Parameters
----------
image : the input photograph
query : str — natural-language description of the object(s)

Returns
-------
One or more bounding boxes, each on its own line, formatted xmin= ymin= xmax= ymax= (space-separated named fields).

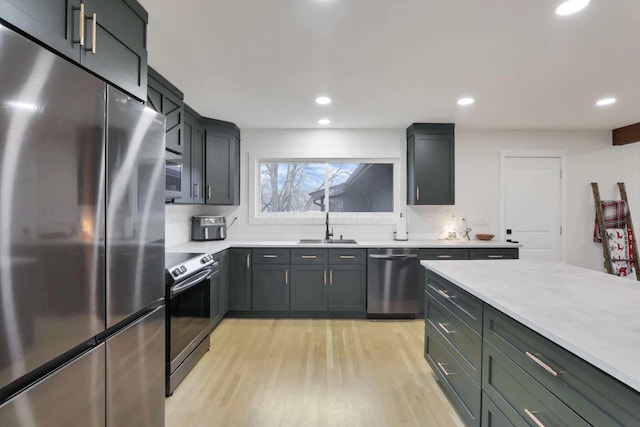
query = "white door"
xmin=502 ymin=156 xmax=562 ymax=261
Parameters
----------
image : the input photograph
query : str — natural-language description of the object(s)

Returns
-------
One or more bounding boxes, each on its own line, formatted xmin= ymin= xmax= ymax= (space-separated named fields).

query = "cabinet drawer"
xmin=469 ymin=248 xmax=518 ymax=260
xmin=483 ymin=341 xmax=590 ymax=427
xmin=425 ymin=271 xmax=482 ymax=333
xmin=419 ymin=248 xmax=469 ymax=260
xmin=291 ymin=249 xmax=328 ymax=265
xmin=425 ymin=329 xmax=480 ymax=427
xmin=484 ymin=306 xmax=640 ymax=427
xmin=482 ymin=393 xmax=514 ymax=427
xmin=252 ymin=249 xmax=290 ymax=264
xmin=426 ymin=297 xmax=481 ymax=384
xmin=328 ymin=249 xmax=367 ymax=265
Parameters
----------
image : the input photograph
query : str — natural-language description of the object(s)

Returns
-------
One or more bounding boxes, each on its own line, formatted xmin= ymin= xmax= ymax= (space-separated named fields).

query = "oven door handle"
xmin=170 ymin=267 xmax=215 ymax=298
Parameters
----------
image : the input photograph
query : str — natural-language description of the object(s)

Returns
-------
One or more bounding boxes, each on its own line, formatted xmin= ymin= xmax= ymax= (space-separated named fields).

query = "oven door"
xmin=168 ymin=267 xmax=213 ymax=374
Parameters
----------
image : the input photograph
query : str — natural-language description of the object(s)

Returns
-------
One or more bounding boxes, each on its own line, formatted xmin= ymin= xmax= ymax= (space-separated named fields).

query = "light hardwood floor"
xmin=166 ymin=318 xmax=465 ymax=427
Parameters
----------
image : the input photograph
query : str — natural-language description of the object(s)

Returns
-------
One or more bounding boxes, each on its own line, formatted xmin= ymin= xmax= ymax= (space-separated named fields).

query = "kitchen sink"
xmin=298 ymin=239 xmax=358 ymax=244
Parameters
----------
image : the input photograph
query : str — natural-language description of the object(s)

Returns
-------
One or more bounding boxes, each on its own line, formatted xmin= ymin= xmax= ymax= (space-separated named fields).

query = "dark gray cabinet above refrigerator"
xmin=0 ymin=0 xmax=149 ymax=101
xmin=147 ymin=67 xmax=184 ymax=156
xmin=407 ymin=123 xmax=455 ymax=205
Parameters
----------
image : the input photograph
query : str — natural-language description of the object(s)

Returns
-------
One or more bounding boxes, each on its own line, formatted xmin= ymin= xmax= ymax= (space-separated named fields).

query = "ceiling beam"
xmin=613 ymin=122 xmax=640 ymax=146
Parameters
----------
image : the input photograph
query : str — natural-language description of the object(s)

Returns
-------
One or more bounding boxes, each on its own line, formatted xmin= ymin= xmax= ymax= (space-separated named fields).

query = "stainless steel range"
xmin=165 ymin=252 xmax=219 ymax=396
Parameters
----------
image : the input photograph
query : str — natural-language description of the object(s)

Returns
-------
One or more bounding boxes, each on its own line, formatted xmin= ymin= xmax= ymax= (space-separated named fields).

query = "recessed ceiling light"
xmin=318 ymin=118 xmax=331 ymax=125
xmin=315 ymin=96 xmax=332 ymax=105
xmin=596 ymin=97 xmax=617 ymax=107
xmin=457 ymin=97 xmax=475 ymax=106
xmin=555 ymin=0 xmax=590 ymax=16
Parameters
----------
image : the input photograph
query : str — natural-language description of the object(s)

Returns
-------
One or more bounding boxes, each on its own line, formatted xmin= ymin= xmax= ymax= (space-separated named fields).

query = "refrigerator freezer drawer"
xmin=0 ymin=344 xmax=105 ymax=427
xmin=106 ymin=305 xmax=165 ymax=427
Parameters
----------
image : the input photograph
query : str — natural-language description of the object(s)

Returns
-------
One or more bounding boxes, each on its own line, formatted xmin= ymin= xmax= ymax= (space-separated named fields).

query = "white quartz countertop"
xmin=421 ymin=259 xmax=640 ymax=392
xmin=166 ymin=239 xmax=520 ymax=254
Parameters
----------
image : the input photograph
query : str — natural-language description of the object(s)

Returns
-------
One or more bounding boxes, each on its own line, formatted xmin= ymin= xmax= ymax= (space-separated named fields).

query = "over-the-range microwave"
xmin=165 ymin=150 xmax=182 ymax=201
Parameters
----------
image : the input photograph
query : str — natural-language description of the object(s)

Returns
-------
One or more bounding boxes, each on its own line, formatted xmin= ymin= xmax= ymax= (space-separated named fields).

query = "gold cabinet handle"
xmin=438 ymin=322 xmax=454 ymax=335
xmin=207 ymin=185 xmax=212 ymax=199
xmin=525 ymin=351 xmax=559 ymax=377
xmin=324 ymin=270 xmax=327 ymax=285
xmin=85 ymin=13 xmax=96 ymax=53
xmin=436 ymin=289 xmax=451 ymax=300
xmin=488 ymin=255 xmax=504 ymax=259
xmin=437 ymin=255 xmax=452 ymax=259
xmin=330 ymin=270 xmax=333 ymax=285
xmin=416 ymin=186 xmax=420 ymax=201
xmin=340 ymin=255 xmax=355 ymax=259
xmin=301 ymin=255 xmax=317 ymax=259
xmin=72 ymin=3 xmax=85 ymax=46
xmin=263 ymin=255 xmax=278 ymax=258
xmin=285 ymin=269 xmax=288 ymax=285
xmin=194 ymin=183 xmax=199 ymax=198
xmin=246 ymin=254 xmax=250 ymax=269
xmin=524 ymin=409 xmax=546 ymax=427
xmin=437 ymin=362 xmax=453 ymax=376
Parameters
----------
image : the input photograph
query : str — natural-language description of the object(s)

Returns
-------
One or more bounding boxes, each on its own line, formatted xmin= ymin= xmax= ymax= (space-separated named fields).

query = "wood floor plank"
xmin=166 ymin=319 xmax=465 ymax=427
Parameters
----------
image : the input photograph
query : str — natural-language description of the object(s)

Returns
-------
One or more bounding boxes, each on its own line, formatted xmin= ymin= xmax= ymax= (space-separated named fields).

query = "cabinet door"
xmin=407 ymin=123 xmax=455 ymax=205
xmin=82 ymin=0 xmax=148 ymax=101
xmin=0 ymin=0 xmax=79 ymax=62
xmin=147 ymin=67 xmax=184 ymax=154
xmin=228 ymin=249 xmax=252 ymax=311
xmin=210 ymin=269 xmax=221 ymax=328
xmin=469 ymin=248 xmax=519 ymax=260
xmin=204 ymin=119 xmax=240 ymax=205
xmin=218 ymin=250 xmax=229 ymax=317
xmin=290 ymin=265 xmax=327 ymax=311
xmin=328 ymin=265 xmax=366 ymax=311
xmin=174 ymin=115 xmax=193 ymax=204
xmin=191 ymin=123 xmax=205 ymax=204
xmin=252 ymin=265 xmax=290 ymax=311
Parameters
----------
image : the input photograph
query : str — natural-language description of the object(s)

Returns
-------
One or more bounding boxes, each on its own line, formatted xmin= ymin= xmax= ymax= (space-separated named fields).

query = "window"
xmin=259 ymin=161 xmax=394 ymax=214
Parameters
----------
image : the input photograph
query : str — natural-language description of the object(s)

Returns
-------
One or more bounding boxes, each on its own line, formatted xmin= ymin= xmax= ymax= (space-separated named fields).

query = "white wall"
xmin=166 ymin=128 xmax=640 ymax=273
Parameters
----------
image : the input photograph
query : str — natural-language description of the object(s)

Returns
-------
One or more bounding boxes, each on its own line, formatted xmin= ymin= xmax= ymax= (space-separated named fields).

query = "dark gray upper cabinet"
xmin=175 ymin=105 xmax=205 ymax=204
xmin=0 ymin=0 xmax=148 ymax=101
xmin=407 ymin=123 xmax=455 ymax=205
xmin=147 ymin=66 xmax=184 ymax=155
xmin=204 ymin=118 xmax=241 ymax=205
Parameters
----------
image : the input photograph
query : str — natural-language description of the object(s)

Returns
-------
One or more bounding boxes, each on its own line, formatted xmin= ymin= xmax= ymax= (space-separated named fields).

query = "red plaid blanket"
xmin=594 ymin=200 xmax=626 ymax=242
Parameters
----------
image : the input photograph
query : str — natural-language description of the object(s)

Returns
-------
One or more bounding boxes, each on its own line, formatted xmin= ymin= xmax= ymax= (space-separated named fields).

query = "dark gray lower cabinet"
xmin=290 ymin=249 xmax=366 ymax=313
xmin=218 ymin=250 xmax=229 ymax=317
xmin=425 ymin=270 xmax=640 ymax=427
xmin=290 ymin=265 xmax=326 ymax=311
xmin=481 ymin=393 xmax=513 ymax=427
xmin=228 ymin=249 xmax=251 ymax=311
xmin=327 ymin=265 xmax=366 ymax=311
xmin=252 ymin=264 xmax=289 ymax=311
xmin=469 ymin=248 xmax=518 ymax=260
xmin=210 ymin=267 xmax=221 ymax=329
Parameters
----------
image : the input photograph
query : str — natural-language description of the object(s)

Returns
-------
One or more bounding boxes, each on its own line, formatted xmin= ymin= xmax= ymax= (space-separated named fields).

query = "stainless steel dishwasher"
xmin=367 ymin=249 xmax=420 ymax=318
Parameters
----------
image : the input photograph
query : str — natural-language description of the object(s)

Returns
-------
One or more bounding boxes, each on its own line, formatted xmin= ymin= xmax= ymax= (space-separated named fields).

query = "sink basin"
xmin=326 ymin=239 xmax=358 ymax=244
xmin=299 ymin=239 xmax=323 ymax=244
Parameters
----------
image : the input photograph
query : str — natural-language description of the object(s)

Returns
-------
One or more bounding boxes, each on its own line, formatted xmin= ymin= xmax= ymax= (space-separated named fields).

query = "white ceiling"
xmin=139 ymin=0 xmax=640 ymax=130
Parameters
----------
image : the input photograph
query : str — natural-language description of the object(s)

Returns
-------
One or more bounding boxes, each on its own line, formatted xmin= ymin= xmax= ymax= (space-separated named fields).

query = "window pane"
xmin=327 ymin=163 xmax=393 ymax=212
xmin=260 ymin=162 xmax=325 ymax=212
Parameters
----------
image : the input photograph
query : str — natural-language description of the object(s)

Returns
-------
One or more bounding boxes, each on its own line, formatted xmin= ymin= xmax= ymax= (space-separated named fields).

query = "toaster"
xmin=191 ymin=216 xmax=227 ymax=241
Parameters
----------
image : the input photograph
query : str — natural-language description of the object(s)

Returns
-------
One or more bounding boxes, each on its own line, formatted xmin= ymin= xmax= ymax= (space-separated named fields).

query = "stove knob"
xmin=172 ymin=268 xmax=180 ymax=277
xmin=180 ymin=266 xmax=187 ymax=273
xmin=201 ymin=257 xmax=207 ymax=264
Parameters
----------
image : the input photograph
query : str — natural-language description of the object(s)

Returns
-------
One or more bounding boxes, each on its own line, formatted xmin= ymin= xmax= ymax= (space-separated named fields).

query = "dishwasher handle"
xmin=369 ymin=254 xmax=419 ymax=260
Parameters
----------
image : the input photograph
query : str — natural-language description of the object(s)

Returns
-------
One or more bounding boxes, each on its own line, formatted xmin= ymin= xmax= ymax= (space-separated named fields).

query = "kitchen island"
xmin=422 ymin=259 xmax=640 ymax=427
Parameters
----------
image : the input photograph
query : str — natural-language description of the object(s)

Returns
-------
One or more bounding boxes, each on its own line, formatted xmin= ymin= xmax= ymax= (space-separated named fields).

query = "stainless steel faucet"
xmin=325 ymin=212 xmax=333 ymax=242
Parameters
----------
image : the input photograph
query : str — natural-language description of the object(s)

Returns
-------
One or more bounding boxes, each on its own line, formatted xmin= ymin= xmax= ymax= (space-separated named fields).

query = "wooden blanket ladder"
xmin=591 ymin=182 xmax=640 ymax=279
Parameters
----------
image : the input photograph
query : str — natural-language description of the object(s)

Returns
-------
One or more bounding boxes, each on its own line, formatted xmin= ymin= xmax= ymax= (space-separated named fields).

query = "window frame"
xmin=249 ymin=152 xmax=401 ymax=225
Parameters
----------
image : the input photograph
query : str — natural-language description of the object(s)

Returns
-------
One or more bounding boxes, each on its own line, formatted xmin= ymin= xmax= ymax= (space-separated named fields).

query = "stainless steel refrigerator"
xmin=0 ymin=22 xmax=166 ymax=426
